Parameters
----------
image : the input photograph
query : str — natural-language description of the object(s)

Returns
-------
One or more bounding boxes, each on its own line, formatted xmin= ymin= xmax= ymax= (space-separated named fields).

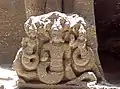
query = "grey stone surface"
xmin=73 ymin=0 xmax=95 ymax=24
xmin=63 ymin=0 xmax=74 ymax=13
xmin=24 ymin=0 xmax=45 ymax=18
xmin=0 ymin=0 xmax=26 ymax=64
xmin=45 ymin=0 xmax=62 ymax=13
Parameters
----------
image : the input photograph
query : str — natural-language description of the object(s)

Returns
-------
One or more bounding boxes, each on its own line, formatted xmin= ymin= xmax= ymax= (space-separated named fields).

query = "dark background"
xmin=95 ymin=0 xmax=120 ymax=83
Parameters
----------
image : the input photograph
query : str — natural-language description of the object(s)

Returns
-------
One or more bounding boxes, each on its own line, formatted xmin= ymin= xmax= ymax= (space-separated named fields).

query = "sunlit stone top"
xmin=24 ymin=11 xmax=86 ymax=33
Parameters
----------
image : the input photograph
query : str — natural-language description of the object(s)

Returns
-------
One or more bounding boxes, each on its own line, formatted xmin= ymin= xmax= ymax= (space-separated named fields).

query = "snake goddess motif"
xmin=13 ymin=11 xmax=105 ymax=85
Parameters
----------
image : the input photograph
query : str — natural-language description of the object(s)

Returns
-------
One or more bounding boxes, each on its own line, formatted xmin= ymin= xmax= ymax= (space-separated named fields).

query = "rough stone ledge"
xmin=18 ymin=83 xmax=89 ymax=89
xmin=18 ymin=82 xmax=120 ymax=89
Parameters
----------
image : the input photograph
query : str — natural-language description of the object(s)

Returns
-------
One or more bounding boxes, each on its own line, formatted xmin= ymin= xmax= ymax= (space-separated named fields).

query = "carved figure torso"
xmin=41 ymin=42 xmax=71 ymax=71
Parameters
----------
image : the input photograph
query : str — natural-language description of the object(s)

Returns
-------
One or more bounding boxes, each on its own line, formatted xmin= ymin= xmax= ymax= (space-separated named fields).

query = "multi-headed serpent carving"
xmin=13 ymin=12 xmax=104 ymax=86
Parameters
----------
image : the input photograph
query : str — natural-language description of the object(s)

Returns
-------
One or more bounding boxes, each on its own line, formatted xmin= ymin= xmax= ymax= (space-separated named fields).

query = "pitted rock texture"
xmin=0 ymin=0 xmax=26 ymax=64
xmin=13 ymin=12 xmax=105 ymax=87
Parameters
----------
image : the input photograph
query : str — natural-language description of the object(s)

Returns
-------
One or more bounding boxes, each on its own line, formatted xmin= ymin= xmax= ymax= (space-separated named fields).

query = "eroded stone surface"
xmin=13 ymin=11 xmax=104 ymax=88
xmin=0 ymin=0 xmax=26 ymax=64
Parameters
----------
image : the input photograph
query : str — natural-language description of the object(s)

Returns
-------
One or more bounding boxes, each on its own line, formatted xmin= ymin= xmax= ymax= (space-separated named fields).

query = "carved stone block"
xmin=13 ymin=11 xmax=104 ymax=89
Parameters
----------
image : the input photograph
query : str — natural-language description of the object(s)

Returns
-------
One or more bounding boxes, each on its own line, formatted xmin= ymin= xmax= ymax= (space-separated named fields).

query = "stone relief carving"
xmin=13 ymin=11 xmax=104 ymax=86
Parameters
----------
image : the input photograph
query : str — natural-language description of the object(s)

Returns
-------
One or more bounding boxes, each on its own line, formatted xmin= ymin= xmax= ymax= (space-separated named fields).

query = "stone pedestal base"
xmin=18 ymin=82 xmax=89 ymax=89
